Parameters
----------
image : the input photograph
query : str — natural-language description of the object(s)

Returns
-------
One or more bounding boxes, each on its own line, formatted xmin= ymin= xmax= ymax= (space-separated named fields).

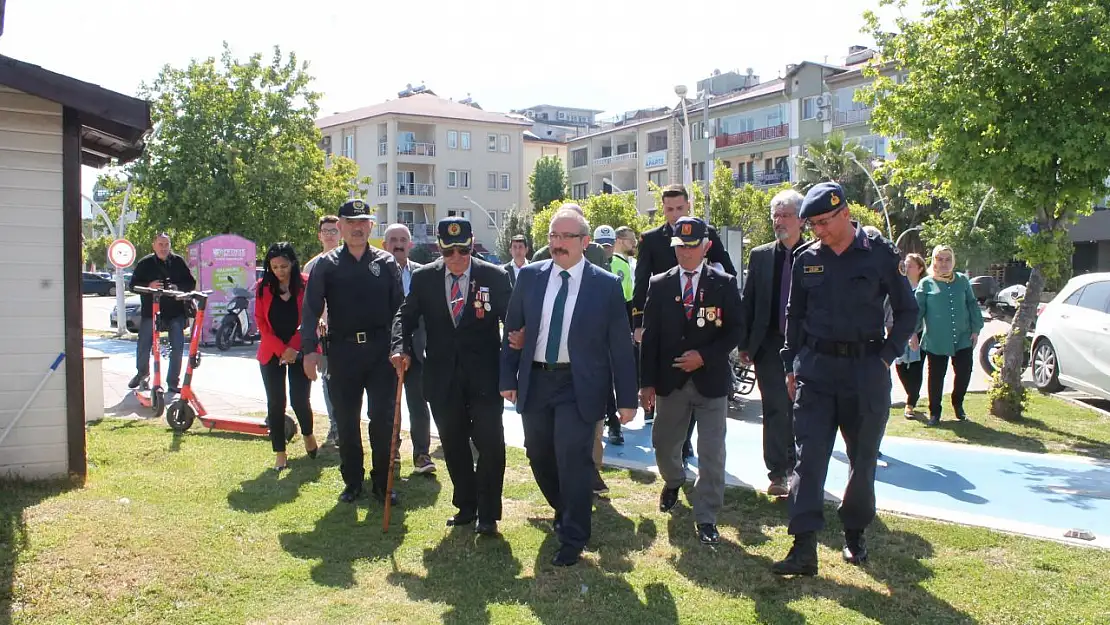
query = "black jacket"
xmin=640 ymin=263 xmax=743 ymax=398
xmin=129 ymin=252 xmax=197 ymax=320
xmin=632 ymin=222 xmax=737 ymax=328
xmin=392 ymin=258 xmax=512 ymax=404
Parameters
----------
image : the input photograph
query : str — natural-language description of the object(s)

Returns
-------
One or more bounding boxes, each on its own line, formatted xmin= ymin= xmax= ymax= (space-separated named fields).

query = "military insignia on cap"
xmin=353 ymin=200 xmax=364 ymax=209
xmin=829 ymin=194 xmax=840 ymax=207
xmin=681 ymin=223 xmax=692 ymax=235
xmin=448 ymin=223 xmax=461 ymax=236
xmin=370 ymin=262 xmax=381 ymax=276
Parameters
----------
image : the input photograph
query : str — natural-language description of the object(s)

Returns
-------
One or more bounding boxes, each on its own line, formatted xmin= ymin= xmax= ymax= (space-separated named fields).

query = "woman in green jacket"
xmin=913 ymin=245 xmax=984 ymax=426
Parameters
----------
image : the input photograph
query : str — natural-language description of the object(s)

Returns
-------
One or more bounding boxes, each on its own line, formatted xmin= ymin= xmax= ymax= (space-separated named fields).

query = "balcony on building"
xmin=716 ymin=123 xmax=789 ymax=149
xmin=394 ymin=122 xmax=436 ymax=159
xmin=591 ymin=132 xmax=637 ymax=170
xmin=596 ymin=171 xmax=638 ymax=199
xmin=833 ymin=107 xmax=872 ymax=128
xmin=734 ymin=169 xmax=791 ymax=188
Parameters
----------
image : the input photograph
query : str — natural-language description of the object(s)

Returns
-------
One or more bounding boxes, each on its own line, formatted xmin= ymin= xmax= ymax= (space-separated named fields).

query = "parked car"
xmin=82 ymin=272 xmax=117 ymax=296
xmin=109 ymin=295 xmax=142 ymax=333
xmin=1031 ymin=272 xmax=1110 ymax=400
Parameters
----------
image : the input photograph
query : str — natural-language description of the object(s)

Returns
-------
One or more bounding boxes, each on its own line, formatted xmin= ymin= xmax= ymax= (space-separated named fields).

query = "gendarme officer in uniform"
xmin=772 ymin=182 xmax=917 ymax=576
xmin=302 ymin=198 xmax=404 ymax=505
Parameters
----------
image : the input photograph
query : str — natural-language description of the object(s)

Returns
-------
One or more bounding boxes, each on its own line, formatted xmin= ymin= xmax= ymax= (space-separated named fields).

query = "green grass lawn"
xmin=885 ymin=391 xmax=1110 ymax=460
xmin=3 ymin=417 xmax=1108 ymax=625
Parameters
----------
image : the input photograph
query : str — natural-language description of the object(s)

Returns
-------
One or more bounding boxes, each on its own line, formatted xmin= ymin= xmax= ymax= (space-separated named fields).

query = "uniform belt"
xmin=532 ymin=361 xmax=571 ymax=371
xmin=330 ymin=331 xmax=378 ymax=344
xmin=806 ymin=338 xmax=883 ymax=358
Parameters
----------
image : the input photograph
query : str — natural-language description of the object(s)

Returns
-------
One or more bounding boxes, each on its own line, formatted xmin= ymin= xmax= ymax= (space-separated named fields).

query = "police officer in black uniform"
xmin=302 ymin=199 xmax=404 ymax=505
xmin=771 ymin=182 xmax=917 ymax=576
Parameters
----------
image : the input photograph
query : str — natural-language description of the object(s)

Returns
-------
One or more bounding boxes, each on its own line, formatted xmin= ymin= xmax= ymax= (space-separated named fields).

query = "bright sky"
xmin=0 ymin=0 xmax=917 ymax=204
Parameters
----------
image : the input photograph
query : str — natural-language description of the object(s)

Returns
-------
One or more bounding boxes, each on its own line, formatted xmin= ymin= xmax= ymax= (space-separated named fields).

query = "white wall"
xmin=0 ymin=86 xmax=69 ymax=478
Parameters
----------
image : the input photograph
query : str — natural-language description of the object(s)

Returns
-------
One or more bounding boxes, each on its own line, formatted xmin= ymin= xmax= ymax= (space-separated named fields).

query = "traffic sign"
xmin=107 ymin=238 xmax=137 ymax=269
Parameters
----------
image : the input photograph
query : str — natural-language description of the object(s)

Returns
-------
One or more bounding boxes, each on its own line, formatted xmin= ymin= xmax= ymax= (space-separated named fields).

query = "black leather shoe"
xmin=954 ymin=407 xmax=969 ymax=421
xmin=927 ymin=414 xmax=941 ymax=427
xmin=659 ymin=486 xmax=680 ymax=513
xmin=372 ymin=486 xmax=399 ymax=506
xmin=696 ymin=523 xmax=720 ymax=545
xmin=475 ymin=521 xmax=498 ymax=536
xmin=128 ymin=374 xmax=146 ymax=389
xmin=446 ymin=513 xmax=477 ymax=527
xmin=771 ymin=532 xmax=819 ymax=576
xmin=608 ymin=427 xmax=624 ymax=446
xmin=843 ymin=529 xmax=868 ymax=565
xmin=338 ymin=485 xmax=363 ymax=504
xmin=551 ymin=546 xmax=581 ymax=567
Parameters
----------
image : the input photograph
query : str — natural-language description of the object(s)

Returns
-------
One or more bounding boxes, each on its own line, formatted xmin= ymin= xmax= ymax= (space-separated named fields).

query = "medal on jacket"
xmin=370 ymin=262 xmax=380 ymax=277
xmin=696 ymin=307 xmax=706 ymax=327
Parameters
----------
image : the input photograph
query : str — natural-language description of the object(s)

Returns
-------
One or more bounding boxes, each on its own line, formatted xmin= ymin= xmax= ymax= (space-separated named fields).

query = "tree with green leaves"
xmin=528 ymin=156 xmax=568 ymax=211
xmin=582 ymin=192 xmax=650 ymax=237
xmin=794 ymin=131 xmax=873 ymax=202
xmin=497 ymin=204 xmax=534 ymax=259
xmin=862 ymin=0 xmax=1110 ymax=419
xmin=530 ymin=200 xmax=563 ymax=250
xmin=919 ymin=186 xmax=1023 ymax=274
xmin=127 ymin=43 xmax=365 ymax=260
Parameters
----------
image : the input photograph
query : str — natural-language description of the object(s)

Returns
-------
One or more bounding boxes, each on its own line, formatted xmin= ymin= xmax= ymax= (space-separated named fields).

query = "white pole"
xmin=848 ymin=154 xmax=893 ymax=239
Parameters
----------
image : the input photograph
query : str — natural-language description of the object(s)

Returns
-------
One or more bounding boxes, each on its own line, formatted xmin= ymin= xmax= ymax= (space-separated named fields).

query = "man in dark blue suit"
xmin=500 ymin=208 xmax=639 ymax=567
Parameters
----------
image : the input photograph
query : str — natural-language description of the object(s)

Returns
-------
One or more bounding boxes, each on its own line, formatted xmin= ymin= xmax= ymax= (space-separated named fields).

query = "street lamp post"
xmin=846 ymin=152 xmax=893 ymax=240
xmin=673 ymin=84 xmax=712 ymax=225
xmin=602 ymin=177 xmax=624 ymax=193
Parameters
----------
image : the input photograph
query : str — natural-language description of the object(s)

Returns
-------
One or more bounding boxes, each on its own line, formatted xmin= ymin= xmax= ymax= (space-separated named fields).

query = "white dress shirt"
xmin=512 ymin=259 xmax=526 ymax=281
xmin=534 ymin=257 xmax=587 ymax=364
xmin=679 ymin=261 xmax=705 ymax=300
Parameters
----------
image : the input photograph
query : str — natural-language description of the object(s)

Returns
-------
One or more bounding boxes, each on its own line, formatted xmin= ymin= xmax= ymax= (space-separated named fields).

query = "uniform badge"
xmin=681 ymin=223 xmax=692 ymax=235
xmin=715 ymin=319 xmax=722 ymax=327
xmin=706 ymin=308 xmax=717 ymax=322
xmin=448 ymin=223 xmax=461 ymax=236
xmin=696 ymin=318 xmax=706 ymax=328
xmin=829 ymin=194 xmax=840 ymax=207
xmin=370 ymin=262 xmax=381 ymax=277
xmin=803 ymin=265 xmax=824 ymax=274
xmin=474 ymin=300 xmax=482 ymax=309
xmin=484 ymin=302 xmax=491 ymax=311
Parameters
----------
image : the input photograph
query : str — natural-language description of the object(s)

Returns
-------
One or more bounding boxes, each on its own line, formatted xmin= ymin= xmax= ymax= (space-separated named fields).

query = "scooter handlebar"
xmin=134 ymin=286 xmax=213 ymax=302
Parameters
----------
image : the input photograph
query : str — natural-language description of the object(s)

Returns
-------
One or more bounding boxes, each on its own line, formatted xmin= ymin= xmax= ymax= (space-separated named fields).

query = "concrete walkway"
xmin=90 ymin=336 xmax=1110 ymax=549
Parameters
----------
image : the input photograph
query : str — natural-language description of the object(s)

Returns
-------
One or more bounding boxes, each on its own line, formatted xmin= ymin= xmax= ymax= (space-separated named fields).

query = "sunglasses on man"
xmin=441 ymin=246 xmax=473 ymax=258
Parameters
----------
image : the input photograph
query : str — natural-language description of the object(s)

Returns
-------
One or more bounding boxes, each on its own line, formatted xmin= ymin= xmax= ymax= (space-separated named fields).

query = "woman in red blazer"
xmin=256 ymin=242 xmax=318 ymax=471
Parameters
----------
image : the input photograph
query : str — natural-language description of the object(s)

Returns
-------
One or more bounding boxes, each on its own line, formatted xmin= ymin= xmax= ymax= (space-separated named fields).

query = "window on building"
xmin=461 ymin=131 xmax=471 ymax=150
xmin=571 ymin=148 xmax=588 ymax=168
xmin=572 ymin=183 xmax=588 ymax=200
xmin=647 ymin=132 xmax=668 ymax=152
xmin=486 ymin=211 xmax=497 ymax=229
xmin=487 ymin=134 xmax=498 ymax=151
xmin=500 ymin=134 xmax=510 ymax=153
xmin=648 ymin=170 xmax=666 ymax=187
xmin=343 ymin=134 xmax=355 ymax=158
xmin=488 ymin=172 xmax=498 ymax=190
xmin=447 ymin=209 xmax=471 ymax=220
xmin=447 ymin=170 xmax=458 ymax=188
xmin=459 ymin=170 xmax=471 ymax=189
xmin=802 ymin=96 xmax=818 ymax=120
xmin=447 ymin=130 xmax=458 ymax=149
xmin=500 ymin=173 xmax=510 ymax=191
xmin=397 ymin=210 xmax=415 ymax=227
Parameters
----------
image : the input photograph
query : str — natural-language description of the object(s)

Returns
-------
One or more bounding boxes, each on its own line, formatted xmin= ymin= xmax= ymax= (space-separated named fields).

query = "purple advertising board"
xmin=186 ymin=234 xmax=256 ymax=346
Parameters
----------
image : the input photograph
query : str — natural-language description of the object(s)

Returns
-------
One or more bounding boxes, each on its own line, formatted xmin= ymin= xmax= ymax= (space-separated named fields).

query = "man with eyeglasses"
xmin=391 ymin=218 xmax=512 ymax=535
xmin=771 ymin=182 xmax=917 ymax=576
xmin=304 ymin=215 xmax=342 ymax=447
xmin=500 ymin=208 xmax=638 ymax=567
xmin=529 ymin=203 xmax=611 ymax=272
xmin=737 ymin=190 xmax=806 ymax=499
xmin=301 ymin=199 xmax=404 ymax=506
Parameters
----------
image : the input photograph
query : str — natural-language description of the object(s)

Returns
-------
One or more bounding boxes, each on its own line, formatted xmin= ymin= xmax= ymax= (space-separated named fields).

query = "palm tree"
xmin=794 ymin=131 xmax=873 ymax=202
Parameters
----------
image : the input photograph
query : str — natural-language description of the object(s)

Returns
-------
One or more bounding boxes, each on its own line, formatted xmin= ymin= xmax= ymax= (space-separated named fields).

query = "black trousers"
xmin=895 ymin=359 xmax=924 ymax=407
xmin=429 ymin=362 xmax=506 ymax=522
xmin=327 ymin=341 xmax=396 ymax=492
xmin=522 ymin=367 xmax=597 ymax=552
xmin=753 ymin=333 xmax=795 ymax=481
xmin=259 ymin=356 xmax=313 ymax=453
xmin=926 ymin=347 xmax=974 ymax=417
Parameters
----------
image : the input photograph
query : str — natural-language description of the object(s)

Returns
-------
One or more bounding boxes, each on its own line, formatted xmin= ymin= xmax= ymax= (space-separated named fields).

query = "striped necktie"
xmin=450 ymin=274 xmax=464 ymax=326
xmin=683 ymin=271 xmax=696 ymax=319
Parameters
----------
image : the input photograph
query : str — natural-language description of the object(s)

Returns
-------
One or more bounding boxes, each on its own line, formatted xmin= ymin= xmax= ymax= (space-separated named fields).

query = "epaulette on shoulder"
xmin=793 ymin=239 xmax=820 ymax=258
xmin=867 ymin=231 xmax=901 ymax=257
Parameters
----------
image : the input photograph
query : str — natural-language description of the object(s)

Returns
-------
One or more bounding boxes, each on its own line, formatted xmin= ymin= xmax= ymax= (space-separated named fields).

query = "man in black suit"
xmin=632 ymin=184 xmax=737 ymax=457
xmin=391 ymin=218 xmax=512 ymax=536
xmin=737 ymin=189 xmax=806 ymax=498
xmin=502 ymin=234 xmax=529 ymax=289
xmin=640 ymin=217 xmax=743 ymax=545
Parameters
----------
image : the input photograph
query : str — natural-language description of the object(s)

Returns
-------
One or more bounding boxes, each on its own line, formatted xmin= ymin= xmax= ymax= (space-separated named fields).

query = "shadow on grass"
xmin=665 ymin=492 xmax=979 ymax=625
xmin=228 ymin=456 xmax=327 ymax=514
xmin=0 ymin=478 xmax=78 ymax=625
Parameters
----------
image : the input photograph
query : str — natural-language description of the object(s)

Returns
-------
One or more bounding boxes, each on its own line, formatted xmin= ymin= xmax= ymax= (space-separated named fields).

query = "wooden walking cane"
xmin=383 ymin=364 xmax=406 ymax=532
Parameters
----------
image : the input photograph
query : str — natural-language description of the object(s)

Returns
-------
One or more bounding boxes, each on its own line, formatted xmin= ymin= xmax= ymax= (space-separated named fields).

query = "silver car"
xmin=108 ymin=295 xmax=142 ymax=333
xmin=1031 ymin=272 xmax=1110 ymax=400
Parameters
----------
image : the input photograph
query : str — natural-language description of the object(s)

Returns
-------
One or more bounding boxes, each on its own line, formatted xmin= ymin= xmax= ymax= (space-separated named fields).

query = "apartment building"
xmin=565 ymin=112 xmax=673 ymax=215
xmin=514 ymin=104 xmax=603 ymax=127
xmin=522 ymin=132 xmax=567 ymax=210
xmin=316 ymin=92 xmax=529 ymax=252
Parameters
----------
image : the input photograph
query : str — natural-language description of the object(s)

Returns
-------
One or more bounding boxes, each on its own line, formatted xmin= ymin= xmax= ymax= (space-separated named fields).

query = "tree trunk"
xmin=989 ymin=265 xmax=1045 ymax=420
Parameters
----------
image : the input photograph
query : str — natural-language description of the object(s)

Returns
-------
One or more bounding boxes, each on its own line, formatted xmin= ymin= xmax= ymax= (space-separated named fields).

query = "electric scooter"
xmin=162 ymin=288 xmax=295 ymax=441
xmin=131 ymin=286 xmax=167 ymax=418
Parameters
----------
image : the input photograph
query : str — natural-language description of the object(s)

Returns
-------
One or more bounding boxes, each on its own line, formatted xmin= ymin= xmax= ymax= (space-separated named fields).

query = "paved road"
xmin=87 ymin=333 xmax=1109 ymax=549
xmin=84 ymin=294 xmax=129 ymax=332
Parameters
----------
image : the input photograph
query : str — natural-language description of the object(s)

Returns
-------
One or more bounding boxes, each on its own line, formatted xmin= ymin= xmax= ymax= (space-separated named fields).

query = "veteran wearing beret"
xmin=771 ymin=182 xmax=917 ymax=576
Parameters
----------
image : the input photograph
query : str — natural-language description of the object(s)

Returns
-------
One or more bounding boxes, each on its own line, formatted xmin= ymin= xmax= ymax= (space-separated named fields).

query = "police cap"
xmin=670 ymin=216 xmax=708 ymax=247
xmin=593 ymin=225 xmax=616 ymax=246
xmin=339 ymin=198 xmax=374 ymax=220
xmin=437 ymin=217 xmax=474 ymax=249
xmin=799 ymin=182 xmax=847 ymax=220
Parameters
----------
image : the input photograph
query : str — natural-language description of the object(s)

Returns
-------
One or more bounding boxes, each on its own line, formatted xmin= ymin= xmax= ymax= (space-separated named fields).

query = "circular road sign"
xmin=107 ymin=239 xmax=137 ymax=269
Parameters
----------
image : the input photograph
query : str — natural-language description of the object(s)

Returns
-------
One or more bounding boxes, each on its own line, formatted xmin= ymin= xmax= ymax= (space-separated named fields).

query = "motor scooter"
xmin=163 ymin=288 xmax=295 ymax=441
xmin=131 ymin=286 xmax=167 ymax=418
xmin=215 ymin=275 xmax=256 ymax=351
xmin=970 ymin=275 xmax=1033 ymax=374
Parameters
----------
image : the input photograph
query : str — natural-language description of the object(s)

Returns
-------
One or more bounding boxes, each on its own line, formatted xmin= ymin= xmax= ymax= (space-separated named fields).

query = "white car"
xmin=1031 ymin=272 xmax=1110 ymax=400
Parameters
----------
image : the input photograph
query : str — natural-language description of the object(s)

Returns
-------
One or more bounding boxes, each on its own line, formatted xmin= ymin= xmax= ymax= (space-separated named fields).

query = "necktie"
xmin=545 ymin=270 xmax=571 ymax=364
xmin=779 ymin=249 xmax=792 ymax=334
xmin=683 ymin=271 xmax=696 ymax=320
xmin=450 ymin=274 xmax=464 ymax=326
